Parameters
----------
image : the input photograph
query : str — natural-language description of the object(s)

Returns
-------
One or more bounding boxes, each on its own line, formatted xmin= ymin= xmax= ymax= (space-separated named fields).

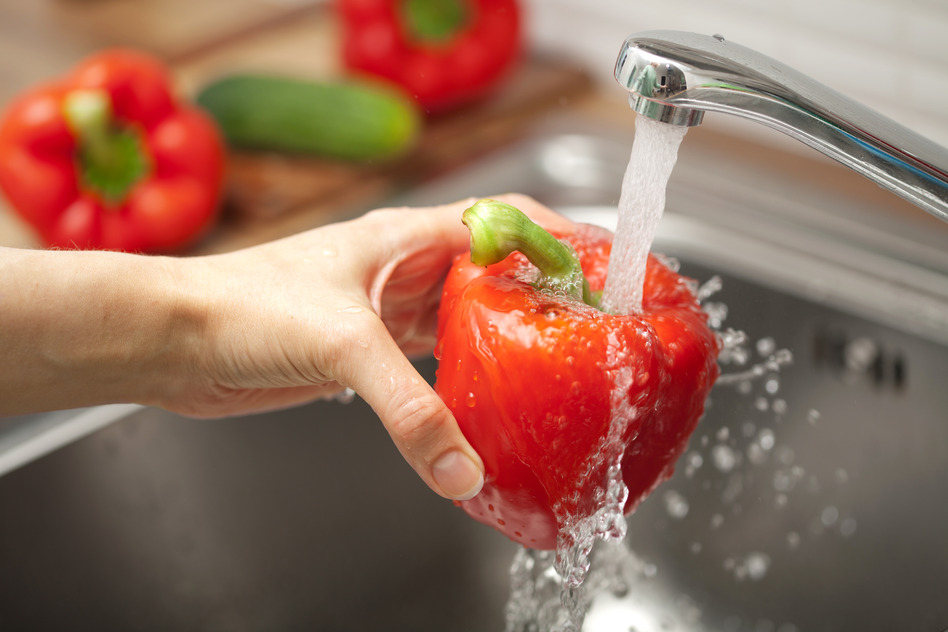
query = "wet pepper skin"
xmin=434 ymin=223 xmax=719 ymax=550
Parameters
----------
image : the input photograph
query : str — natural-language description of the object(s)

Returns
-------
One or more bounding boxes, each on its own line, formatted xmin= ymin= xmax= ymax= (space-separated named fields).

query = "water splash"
xmin=505 ymin=118 xmax=691 ymax=632
xmin=502 ymin=319 xmax=810 ymax=629
xmin=501 ymin=109 xmax=823 ymax=629
xmin=716 ymin=349 xmax=794 ymax=385
xmin=506 ymin=331 xmax=638 ymax=632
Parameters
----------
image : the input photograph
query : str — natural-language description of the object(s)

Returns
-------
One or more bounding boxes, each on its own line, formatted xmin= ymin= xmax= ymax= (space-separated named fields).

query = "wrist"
xmin=135 ymin=254 xmax=214 ymax=410
xmin=0 ymin=247 xmax=208 ymax=413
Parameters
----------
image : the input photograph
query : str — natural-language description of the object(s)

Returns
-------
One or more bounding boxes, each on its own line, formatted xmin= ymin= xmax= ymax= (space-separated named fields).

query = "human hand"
xmin=165 ymin=194 xmax=574 ymax=500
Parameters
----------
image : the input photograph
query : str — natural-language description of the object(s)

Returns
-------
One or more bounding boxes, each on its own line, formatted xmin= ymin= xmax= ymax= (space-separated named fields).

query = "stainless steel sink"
xmin=2 ymin=122 xmax=947 ymax=631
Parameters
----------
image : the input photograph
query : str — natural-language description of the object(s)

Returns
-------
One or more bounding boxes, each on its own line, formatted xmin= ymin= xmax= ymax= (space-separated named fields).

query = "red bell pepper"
xmin=336 ymin=0 xmax=521 ymax=113
xmin=434 ymin=200 xmax=720 ymax=550
xmin=0 ymin=49 xmax=224 ymax=253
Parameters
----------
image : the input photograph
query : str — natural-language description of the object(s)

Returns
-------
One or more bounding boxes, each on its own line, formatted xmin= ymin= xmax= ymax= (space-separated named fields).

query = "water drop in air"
xmin=786 ymin=531 xmax=801 ymax=549
xmin=663 ymin=490 xmax=690 ymax=519
xmin=756 ymin=337 xmax=776 ymax=356
xmin=712 ymin=445 xmax=738 ymax=472
xmin=744 ymin=552 xmax=771 ymax=581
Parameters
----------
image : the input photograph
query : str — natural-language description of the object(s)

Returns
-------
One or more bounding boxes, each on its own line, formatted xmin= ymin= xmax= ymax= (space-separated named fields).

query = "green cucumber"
xmin=195 ymin=74 xmax=422 ymax=161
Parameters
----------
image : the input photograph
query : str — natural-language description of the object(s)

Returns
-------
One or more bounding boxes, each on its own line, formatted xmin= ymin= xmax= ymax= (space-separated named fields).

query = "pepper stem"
xmin=400 ymin=0 xmax=468 ymax=44
xmin=462 ymin=199 xmax=596 ymax=307
xmin=63 ymin=89 xmax=149 ymax=205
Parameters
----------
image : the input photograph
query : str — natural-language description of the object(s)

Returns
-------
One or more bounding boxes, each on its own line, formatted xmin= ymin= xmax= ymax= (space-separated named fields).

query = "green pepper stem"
xmin=401 ymin=0 xmax=468 ymax=44
xmin=63 ymin=91 xmax=119 ymax=169
xmin=62 ymin=89 xmax=148 ymax=205
xmin=462 ymin=199 xmax=596 ymax=307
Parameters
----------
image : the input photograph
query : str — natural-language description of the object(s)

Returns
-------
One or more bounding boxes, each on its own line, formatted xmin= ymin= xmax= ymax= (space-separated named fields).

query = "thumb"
xmin=339 ymin=318 xmax=485 ymax=501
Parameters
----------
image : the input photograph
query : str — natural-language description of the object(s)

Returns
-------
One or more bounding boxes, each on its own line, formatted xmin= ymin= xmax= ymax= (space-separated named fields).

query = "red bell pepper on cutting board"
xmin=434 ymin=200 xmax=720 ymax=550
xmin=336 ymin=0 xmax=522 ymax=113
xmin=0 ymin=49 xmax=224 ymax=253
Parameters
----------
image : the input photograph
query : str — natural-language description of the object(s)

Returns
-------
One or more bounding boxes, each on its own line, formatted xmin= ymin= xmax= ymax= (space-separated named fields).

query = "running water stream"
xmin=601 ymin=117 xmax=690 ymax=314
xmin=505 ymin=116 xmax=691 ymax=632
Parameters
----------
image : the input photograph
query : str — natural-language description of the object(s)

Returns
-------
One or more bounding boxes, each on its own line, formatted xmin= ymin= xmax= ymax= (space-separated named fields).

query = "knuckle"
xmin=387 ymin=391 xmax=451 ymax=455
xmin=496 ymin=192 xmax=538 ymax=210
xmin=360 ymin=207 xmax=400 ymax=227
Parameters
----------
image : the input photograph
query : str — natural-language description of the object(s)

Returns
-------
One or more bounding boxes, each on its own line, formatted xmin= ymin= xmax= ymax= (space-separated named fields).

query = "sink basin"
xmin=2 ymin=123 xmax=947 ymax=631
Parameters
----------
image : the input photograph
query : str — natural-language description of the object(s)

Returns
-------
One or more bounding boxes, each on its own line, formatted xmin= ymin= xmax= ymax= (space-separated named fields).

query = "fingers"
xmin=360 ymin=194 xmax=573 ymax=256
xmin=358 ymin=197 xmax=478 ymax=256
xmin=335 ymin=315 xmax=484 ymax=501
xmin=335 ymin=194 xmax=567 ymax=502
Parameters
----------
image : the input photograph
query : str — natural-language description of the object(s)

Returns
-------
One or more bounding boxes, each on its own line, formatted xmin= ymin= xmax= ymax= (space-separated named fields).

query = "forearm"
xmin=0 ymin=247 xmax=202 ymax=415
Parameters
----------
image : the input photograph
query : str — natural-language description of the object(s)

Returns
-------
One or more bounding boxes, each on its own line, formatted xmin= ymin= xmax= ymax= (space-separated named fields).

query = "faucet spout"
xmin=615 ymin=31 xmax=948 ymax=223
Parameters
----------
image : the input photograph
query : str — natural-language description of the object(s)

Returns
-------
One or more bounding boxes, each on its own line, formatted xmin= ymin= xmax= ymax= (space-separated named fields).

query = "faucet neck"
xmin=615 ymin=31 xmax=948 ymax=224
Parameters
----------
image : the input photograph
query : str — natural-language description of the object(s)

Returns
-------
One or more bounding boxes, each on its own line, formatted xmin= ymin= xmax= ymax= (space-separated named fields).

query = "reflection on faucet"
xmin=614 ymin=31 xmax=948 ymax=223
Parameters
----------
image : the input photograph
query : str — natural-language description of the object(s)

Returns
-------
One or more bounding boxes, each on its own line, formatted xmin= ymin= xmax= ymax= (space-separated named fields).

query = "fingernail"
xmin=432 ymin=450 xmax=484 ymax=501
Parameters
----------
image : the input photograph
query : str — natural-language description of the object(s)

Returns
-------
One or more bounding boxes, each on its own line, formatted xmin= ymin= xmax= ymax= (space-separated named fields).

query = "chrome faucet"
xmin=615 ymin=31 xmax=948 ymax=224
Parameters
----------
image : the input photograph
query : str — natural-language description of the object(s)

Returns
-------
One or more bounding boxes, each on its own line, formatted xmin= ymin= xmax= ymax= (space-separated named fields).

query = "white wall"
xmin=523 ymin=0 xmax=948 ymax=150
